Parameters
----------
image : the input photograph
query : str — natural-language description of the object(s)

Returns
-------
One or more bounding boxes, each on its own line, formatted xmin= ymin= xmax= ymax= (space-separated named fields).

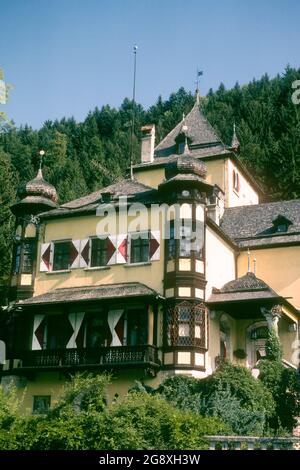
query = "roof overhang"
xmin=17 ymin=283 xmax=164 ymax=308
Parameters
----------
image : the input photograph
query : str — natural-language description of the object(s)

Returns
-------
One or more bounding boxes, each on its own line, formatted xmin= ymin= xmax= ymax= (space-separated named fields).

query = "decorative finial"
xmin=247 ymin=248 xmax=251 ymax=273
xmin=253 ymin=257 xmax=257 ymax=275
xmin=195 ymin=70 xmax=203 ymax=105
xmin=183 ymin=135 xmax=190 ymax=155
xmin=231 ymin=122 xmax=240 ymax=151
xmin=37 ymin=150 xmax=45 ymax=178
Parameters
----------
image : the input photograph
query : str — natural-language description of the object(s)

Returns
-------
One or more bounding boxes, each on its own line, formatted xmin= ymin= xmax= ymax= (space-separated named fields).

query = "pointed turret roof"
xmin=155 ymin=101 xmax=226 ymax=158
xmin=230 ymin=123 xmax=240 ymax=151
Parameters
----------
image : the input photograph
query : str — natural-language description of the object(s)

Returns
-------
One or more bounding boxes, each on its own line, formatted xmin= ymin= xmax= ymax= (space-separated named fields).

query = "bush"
xmin=258 ymin=359 xmax=300 ymax=432
xmin=265 ymin=329 xmax=282 ymax=362
xmin=157 ymin=364 xmax=275 ymax=436
xmin=103 ymin=392 xmax=228 ymax=450
xmin=0 ymin=373 xmax=227 ymax=450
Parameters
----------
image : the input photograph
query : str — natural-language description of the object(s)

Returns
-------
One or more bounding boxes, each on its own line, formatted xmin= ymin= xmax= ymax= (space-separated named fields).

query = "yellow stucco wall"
xmin=238 ymin=246 xmax=300 ymax=310
xmin=204 ymin=159 xmax=225 ymax=191
xmin=35 ymin=207 xmax=165 ymax=297
xmin=205 ymin=226 xmax=236 ymax=299
xmin=133 ymin=167 xmax=165 ymax=189
xmin=15 ymin=369 xmax=169 ymax=415
xmin=225 ymin=159 xmax=259 ymax=207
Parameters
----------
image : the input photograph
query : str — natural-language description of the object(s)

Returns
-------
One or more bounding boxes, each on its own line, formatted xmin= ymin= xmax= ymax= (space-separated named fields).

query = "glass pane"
xmin=22 ymin=242 xmax=34 ymax=273
xmin=195 ymin=325 xmax=201 ymax=339
xmin=53 ymin=242 xmax=70 ymax=271
xmin=91 ymin=238 xmax=107 ymax=267
xmin=178 ymin=323 xmax=190 ymax=337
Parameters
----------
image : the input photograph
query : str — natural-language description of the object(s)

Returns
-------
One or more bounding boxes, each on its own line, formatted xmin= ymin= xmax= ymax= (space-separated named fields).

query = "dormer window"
xmin=272 ymin=215 xmax=292 ymax=233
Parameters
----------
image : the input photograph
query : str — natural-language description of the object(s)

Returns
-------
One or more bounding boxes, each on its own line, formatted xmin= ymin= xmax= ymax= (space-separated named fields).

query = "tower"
xmin=9 ymin=161 xmax=58 ymax=301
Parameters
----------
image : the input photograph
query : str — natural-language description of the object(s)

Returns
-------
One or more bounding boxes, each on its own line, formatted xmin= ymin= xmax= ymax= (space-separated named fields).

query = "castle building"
xmin=1 ymin=98 xmax=300 ymax=414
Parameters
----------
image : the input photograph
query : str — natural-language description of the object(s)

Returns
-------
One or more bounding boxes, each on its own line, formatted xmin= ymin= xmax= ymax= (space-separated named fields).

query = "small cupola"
xmin=11 ymin=151 xmax=58 ymax=215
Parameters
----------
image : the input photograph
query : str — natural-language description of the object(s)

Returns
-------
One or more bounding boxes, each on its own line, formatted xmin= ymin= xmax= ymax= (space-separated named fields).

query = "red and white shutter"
xmin=107 ymin=309 xmax=124 ymax=346
xmin=149 ymin=230 xmax=160 ymax=261
xmin=40 ymin=243 xmax=51 ymax=272
xmin=66 ymin=312 xmax=85 ymax=349
xmin=79 ymin=238 xmax=90 ymax=268
xmin=70 ymin=240 xmax=80 ymax=269
xmin=116 ymin=234 xmax=128 ymax=264
xmin=107 ymin=235 xmax=117 ymax=265
xmin=32 ymin=314 xmax=46 ymax=350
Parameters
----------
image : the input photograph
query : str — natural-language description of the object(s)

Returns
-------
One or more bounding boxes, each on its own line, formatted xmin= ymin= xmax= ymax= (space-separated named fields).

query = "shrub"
xmin=265 ymin=329 xmax=282 ymax=362
xmin=103 ymin=392 xmax=228 ymax=450
xmin=258 ymin=359 xmax=300 ymax=432
xmin=2 ymin=374 xmax=227 ymax=450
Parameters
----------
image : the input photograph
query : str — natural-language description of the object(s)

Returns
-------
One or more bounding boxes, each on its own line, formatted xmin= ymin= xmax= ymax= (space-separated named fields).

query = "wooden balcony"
xmin=11 ymin=345 xmax=160 ymax=372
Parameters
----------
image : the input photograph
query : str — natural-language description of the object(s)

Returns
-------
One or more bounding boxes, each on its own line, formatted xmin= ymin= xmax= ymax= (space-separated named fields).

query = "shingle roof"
xmin=39 ymin=179 xmax=158 ymax=219
xmin=18 ymin=282 xmax=162 ymax=306
xmin=207 ymin=272 xmax=280 ymax=303
xmin=62 ymin=179 xmax=154 ymax=209
xmin=155 ymin=102 xmax=225 ymax=158
xmin=220 ymin=199 xmax=300 ymax=248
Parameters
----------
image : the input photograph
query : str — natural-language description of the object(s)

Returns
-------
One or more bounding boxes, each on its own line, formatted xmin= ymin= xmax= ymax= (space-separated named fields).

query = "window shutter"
xmin=32 ymin=314 xmax=46 ymax=350
xmin=107 ymin=309 xmax=124 ymax=346
xmin=66 ymin=312 xmax=85 ymax=349
xmin=150 ymin=230 xmax=160 ymax=261
xmin=70 ymin=240 xmax=80 ymax=269
xmin=116 ymin=234 xmax=128 ymax=264
xmin=40 ymin=243 xmax=51 ymax=272
xmin=79 ymin=239 xmax=90 ymax=268
xmin=107 ymin=235 xmax=117 ymax=265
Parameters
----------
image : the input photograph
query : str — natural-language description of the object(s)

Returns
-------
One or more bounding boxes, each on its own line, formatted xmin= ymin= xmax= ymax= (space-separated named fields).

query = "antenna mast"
xmin=130 ymin=44 xmax=138 ymax=180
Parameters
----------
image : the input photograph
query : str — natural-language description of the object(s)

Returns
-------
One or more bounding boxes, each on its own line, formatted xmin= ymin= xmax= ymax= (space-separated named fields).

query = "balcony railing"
xmin=16 ymin=345 xmax=160 ymax=370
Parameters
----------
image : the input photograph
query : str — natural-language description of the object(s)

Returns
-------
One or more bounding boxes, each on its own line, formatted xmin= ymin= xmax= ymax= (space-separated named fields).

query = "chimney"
xmin=141 ymin=124 xmax=155 ymax=163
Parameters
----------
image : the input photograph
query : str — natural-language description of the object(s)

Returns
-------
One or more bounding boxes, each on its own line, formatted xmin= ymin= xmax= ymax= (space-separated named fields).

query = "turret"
xmin=9 ymin=153 xmax=58 ymax=301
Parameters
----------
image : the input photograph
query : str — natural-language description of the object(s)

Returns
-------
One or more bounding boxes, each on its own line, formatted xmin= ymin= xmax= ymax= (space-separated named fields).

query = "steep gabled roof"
xmin=155 ymin=102 xmax=225 ymax=158
xmin=220 ymin=199 xmax=300 ymax=248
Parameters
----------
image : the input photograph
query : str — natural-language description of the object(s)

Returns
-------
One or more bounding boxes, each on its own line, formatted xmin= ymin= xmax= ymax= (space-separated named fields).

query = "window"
xmin=167 ymin=223 xmax=176 ymax=260
xmin=179 ymin=223 xmax=203 ymax=259
xmin=85 ymin=313 xmax=110 ymax=348
xmin=233 ymin=170 xmax=240 ymax=192
xmin=166 ymin=302 xmax=206 ymax=348
xmin=21 ymin=241 xmax=34 ymax=273
xmin=33 ymin=395 xmax=51 ymax=414
xmin=53 ymin=241 xmax=71 ymax=271
xmin=46 ymin=315 xmax=72 ymax=349
xmin=90 ymin=238 xmax=108 ymax=267
xmin=130 ymin=232 xmax=150 ymax=264
xmin=13 ymin=243 xmax=21 ymax=274
xmin=178 ymin=304 xmax=190 ymax=346
xmin=127 ymin=309 xmax=148 ymax=346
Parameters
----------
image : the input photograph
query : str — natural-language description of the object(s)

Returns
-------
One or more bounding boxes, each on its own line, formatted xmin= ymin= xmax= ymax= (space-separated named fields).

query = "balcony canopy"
xmin=17 ymin=282 xmax=163 ymax=307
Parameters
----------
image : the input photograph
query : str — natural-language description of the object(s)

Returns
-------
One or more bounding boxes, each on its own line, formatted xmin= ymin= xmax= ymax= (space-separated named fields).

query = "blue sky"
xmin=1 ymin=0 xmax=300 ymax=128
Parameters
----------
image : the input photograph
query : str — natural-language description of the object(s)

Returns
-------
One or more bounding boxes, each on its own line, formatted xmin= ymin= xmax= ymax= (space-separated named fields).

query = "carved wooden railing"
xmin=17 ymin=345 xmax=160 ymax=369
xmin=205 ymin=435 xmax=300 ymax=450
